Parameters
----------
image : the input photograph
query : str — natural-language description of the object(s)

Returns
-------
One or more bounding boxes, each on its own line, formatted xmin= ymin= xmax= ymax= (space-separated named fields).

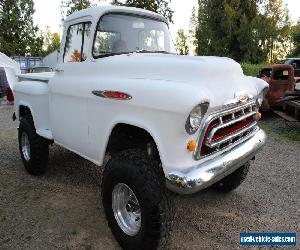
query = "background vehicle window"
xmin=294 ymin=60 xmax=300 ymax=69
xmin=64 ymin=22 xmax=91 ymax=62
xmin=260 ymin=68 xmax=272 ymax=78
xmin=273 ymin=69 xmax=289 ymax=81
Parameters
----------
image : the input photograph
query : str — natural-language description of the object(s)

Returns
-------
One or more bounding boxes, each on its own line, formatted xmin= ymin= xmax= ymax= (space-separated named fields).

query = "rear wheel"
xmin=102 ymin=149 xmax=172 ymax=250
xmin=212 ymin=163 xmax=250 ymax=193
xmin=18 ymin=115 xmax=49 ymax=175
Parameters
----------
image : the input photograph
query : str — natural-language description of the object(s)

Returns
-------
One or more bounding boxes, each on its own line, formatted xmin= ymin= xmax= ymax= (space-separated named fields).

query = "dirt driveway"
xmin=0 ymin=104 xmax=299 ymax=250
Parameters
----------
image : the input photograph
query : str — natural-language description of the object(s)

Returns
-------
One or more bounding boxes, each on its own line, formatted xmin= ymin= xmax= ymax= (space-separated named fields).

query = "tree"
xmin=176 ymin=29 xmax=189 ymax=55
xmin=61 ymin=0 xmax=100 ymax=21
xmin=0 ymin=0 xmax=44 ymax=57
xmin=42 ymin=27 xmax=61 ymax=56
xmin=261 ymin=0 xmax=291 ymax=62
xmin=196 ymin=0 xmax=262 ymax=62
xmin=188 ymin=6 xmax=198 ymax=54
xmin=112 ymin=0 xmax=174 ymax=23
xmin=195 ymin=0 xmax=291 ymax=63
xmin=290 ymin=21 xmax=300 ymax=57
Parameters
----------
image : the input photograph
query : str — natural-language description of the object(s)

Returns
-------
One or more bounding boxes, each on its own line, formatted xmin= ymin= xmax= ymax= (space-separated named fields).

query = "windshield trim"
xmin=92 ymin=12 xmax=171 ymax=59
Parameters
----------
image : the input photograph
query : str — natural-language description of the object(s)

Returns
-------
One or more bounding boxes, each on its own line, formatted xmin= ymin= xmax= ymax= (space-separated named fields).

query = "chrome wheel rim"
xmin=21 ymin=132 xmax=30 ymax=161
xmin=112 ymin=183 xmax=141 ymax=236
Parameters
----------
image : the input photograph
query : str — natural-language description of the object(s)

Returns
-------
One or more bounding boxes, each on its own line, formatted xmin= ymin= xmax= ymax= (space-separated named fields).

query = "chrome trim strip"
xmin=166 ymin=129 xmax=267 ymax=195
xmin=193 ymin=101 xmax=256 ymax=160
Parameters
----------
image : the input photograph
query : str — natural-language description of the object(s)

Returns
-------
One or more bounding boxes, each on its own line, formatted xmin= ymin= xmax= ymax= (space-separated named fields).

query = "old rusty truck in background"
xmin=11 ymin=6 xmax=267 ymax=250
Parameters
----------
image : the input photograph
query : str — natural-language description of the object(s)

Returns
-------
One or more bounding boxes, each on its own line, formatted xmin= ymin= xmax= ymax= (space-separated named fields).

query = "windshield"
xmin=93 ymin=14 xmax=176 ymax=57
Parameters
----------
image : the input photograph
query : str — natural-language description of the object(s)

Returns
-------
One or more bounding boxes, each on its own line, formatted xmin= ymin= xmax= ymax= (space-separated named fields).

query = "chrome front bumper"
xmin=166 ymin=129 xmax=267 ymax=195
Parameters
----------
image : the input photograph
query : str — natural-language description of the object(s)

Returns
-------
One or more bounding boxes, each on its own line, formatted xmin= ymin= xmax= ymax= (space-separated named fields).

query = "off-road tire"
xmin=18 ymin=114 xmax=49 ymax=175
xmin=102 ymin=149 xmax=172 ymax=250
xmin=212 ymin=163 xmax=250 ymax=193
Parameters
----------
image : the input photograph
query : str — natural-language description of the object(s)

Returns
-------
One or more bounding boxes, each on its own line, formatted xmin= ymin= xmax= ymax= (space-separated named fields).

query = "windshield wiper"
xmin=134 ymin=50 xmax=173 ymax=54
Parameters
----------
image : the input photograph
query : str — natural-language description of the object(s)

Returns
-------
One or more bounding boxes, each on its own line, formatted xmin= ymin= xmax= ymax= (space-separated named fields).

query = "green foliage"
xmin=176 ymin=29 xmax=189 ymax=55
xmin=261 ymin=0 xmax=292 ymax=62
xmin=290 ymin=21 xmax=300 ymax=57
xmin=112 ymin=0 xmax=174 ymax=23
xmin=61 ymin=0 xmax=99 ymax=20
xmin=195 ymin=0 xmax=291 ymax=63
xmin=241 ymin=63 xmax=268 ymax=77
xmin=188 ymin=6 xmax=198 ymax=55
xmin=0 ymin=0 xmax=44 ymax=57
xmin=259 ymin=122 xmax=300 ymax=143
xmin=42 ymin=27 xmax=61 ymax=56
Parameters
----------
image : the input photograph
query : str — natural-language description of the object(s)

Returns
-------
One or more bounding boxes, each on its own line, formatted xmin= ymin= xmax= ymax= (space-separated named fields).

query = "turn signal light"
xmin=102 ymin=91 xmax=132 ymax=100
xmin=187 ymin=139 xmax=197 ymax=152
xmin=256 ymin=112 xmax=262 ymax=121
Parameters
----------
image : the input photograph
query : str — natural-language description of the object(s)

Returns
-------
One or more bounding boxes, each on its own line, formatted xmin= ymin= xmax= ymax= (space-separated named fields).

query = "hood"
xmin=98 ymin=54 xmax=264 ymax=108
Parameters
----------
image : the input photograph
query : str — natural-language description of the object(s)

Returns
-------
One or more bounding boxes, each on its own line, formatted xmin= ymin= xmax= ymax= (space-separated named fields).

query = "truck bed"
xmin=17 ymin=72 xmax=55 ymax=82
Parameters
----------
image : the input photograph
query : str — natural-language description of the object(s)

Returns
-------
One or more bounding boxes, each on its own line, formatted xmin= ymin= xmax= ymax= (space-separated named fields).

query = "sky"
xmin=33 ymin=0 xmax=300 ymax=37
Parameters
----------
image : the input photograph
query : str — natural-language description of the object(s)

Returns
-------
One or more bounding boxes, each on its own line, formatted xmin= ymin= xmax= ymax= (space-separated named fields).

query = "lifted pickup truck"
xmin=12 ymin=6 xmax=267 ymax=250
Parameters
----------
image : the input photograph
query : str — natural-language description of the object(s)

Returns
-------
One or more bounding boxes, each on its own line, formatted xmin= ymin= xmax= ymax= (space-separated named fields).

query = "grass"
xmin=259 ymin=122 xmax=300 ymax=142
xmin=241 ymin=62 xmax=268 ymax=77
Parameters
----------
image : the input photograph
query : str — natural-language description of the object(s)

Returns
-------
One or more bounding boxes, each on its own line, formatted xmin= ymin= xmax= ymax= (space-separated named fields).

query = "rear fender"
xmin=14 ymin=81 xmax=50 ymax=134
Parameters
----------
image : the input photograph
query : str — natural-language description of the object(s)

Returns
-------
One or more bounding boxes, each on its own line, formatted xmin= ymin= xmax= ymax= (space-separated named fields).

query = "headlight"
xmin=186 ymin=103 xmax=209 ymax=134
xmin=256 ymin=87 xmax=268 ymax=107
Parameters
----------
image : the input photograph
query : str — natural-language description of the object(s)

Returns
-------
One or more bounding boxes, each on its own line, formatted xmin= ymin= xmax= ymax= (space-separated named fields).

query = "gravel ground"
xmin=0 ymin=104 xmax=299 ymax=250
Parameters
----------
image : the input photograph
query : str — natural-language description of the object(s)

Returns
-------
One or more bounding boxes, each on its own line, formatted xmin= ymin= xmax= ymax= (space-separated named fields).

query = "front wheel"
xmin=102 ymin=149 xmax=172 ymax=250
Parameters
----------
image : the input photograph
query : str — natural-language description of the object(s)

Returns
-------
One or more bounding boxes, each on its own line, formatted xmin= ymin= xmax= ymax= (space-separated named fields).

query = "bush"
xmin=241 ymin=63 xmax=268 ymax=77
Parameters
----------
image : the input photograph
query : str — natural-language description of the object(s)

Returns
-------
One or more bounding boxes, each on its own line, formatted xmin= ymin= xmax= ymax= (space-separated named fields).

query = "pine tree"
xmin=0 ymin=0 xmax=44 ymax=57
xmin=112 ymin=0 xmax=174 ymax=23
xmin=188 ymin=6 xmax=198 ymax=55
xmin=176 ymin=29 xmax=189 ymax=55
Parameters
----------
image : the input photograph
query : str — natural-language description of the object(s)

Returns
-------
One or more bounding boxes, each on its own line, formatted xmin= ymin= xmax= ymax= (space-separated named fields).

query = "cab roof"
xmin=65 ymin=5 xmax=167 ymax=24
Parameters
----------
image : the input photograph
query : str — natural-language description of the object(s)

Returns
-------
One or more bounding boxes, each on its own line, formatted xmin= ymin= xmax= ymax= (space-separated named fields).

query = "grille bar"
xmin=194 ymin=101 xmax=258 ymax=160
xmin=206 ymin=111 xmax=257 ymax=145
xmin=206 ymin=121 xmax=257 ymax=148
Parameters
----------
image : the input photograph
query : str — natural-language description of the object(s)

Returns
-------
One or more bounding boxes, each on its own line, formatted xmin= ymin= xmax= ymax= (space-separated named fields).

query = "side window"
xmin=63 ymin=22 xmax=91 ymax=63
xmin=93 ymin=31 xmax=121 ymax=56
xmin=273 ymin=69 xmax=289 ymax=81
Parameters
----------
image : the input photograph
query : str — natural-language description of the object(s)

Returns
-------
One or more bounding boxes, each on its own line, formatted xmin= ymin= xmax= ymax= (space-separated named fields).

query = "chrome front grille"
xmin=195 ymin=102 xmax=258 ymax=159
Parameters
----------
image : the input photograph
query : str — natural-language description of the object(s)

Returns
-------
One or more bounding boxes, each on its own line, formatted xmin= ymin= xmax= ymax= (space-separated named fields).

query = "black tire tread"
xmin=18 ymin=114 xmax=49 ymax=175
xmin=101 ymin=149 xmax=173 ymax=250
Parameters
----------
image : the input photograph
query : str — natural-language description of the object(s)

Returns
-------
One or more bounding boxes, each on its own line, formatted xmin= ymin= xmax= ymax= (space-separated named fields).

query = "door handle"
xmin=55 ymin=68 xmax=64 ymax=73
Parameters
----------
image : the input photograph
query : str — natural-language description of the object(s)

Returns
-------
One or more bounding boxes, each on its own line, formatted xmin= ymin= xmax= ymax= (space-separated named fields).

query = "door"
xmin=49 ymin=22 xmax=92 ymax=156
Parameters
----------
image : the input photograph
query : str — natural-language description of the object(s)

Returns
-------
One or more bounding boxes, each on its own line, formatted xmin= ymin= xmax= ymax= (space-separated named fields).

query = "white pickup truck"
xmin=12 ymin=6 xmax=268 ymax=250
